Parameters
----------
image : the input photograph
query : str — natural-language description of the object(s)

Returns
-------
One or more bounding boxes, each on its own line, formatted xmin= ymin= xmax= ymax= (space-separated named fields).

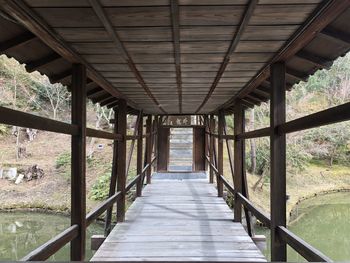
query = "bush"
xmin=90 ymin=173 xmax=111 ymax=200
xmin=55 ymin=152 xmax=71 ymax=180
xmin=56 ymin=152 xmax=71 ymax=169
xmin=0 ymin=124 xmax=9 ymax=135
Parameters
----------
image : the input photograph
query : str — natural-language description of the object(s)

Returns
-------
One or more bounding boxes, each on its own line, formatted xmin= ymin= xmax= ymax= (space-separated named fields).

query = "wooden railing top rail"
xmin=279 ymin=101 xmax=350 ymax=134
xmin=125 ymin=174 xmax=141 ymax=192
xmin=236 ymin=192 xmax=271 ymax=228
xmin=206 ymin=156 xmax=331 ymax=262
xmin=0 ymin=106 xmax=78 ymax=135
xmin=278 ymin=226 xmax=332 ymax=262
xmin=86 ymin=191 xmax=122 ymax=227
xmin=237 ymin=127 xmax=270 ymax=140
xmin=86 ymin=128 xmax=122 ymax=140
xmin=20 ymin=224 xmax=79 ymax=261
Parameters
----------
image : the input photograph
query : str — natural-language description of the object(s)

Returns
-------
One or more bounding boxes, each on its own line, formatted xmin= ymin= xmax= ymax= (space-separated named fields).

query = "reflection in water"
xmin=0 ymin=212 xmax=103 ymax=261
xmin=256 ymin=192 xmax=350 ymax=262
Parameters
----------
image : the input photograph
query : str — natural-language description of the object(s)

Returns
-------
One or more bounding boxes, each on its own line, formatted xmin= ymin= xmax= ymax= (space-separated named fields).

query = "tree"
xmin=37 ymin=77 xmax=70 ymax=120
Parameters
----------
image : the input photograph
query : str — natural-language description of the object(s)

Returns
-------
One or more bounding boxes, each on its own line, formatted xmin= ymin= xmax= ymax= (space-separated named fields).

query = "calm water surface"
xmin=256 ymin=192 xmax=350 ymax=261
xmin=1 ymin=192 xmax=349 ymax=261
xmin=0 ymin=212 xmax=104 ymax=261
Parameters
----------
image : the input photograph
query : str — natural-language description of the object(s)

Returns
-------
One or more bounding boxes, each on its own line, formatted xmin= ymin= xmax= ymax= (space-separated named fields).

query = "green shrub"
xmin=90 ymin=173 xmax=111 ymax=200
xmin=55 ymin=152 xmax=71 ymax=180
xmin=0 ymin=124 xmax=9 ymax=135
xmin=56 ymin=152 xmax=71 ymax=169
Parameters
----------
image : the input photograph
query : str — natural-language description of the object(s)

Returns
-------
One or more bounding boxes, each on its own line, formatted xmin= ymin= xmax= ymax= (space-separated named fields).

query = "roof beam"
xmin=50 ymin=69 xmax=71 ymax=83
xmin=0 ymin=0 xmax=138 ymax=110
xmin=217 ymin=0 xmax=350 ymax=112
xmin=92 ymin=93 xmax=111 ymax=104
xmin=286 ymin=68 xmax=308 ymax=82
xmin=89 ymin=0 xmax=166 ymax=114
xmin=170 ymin=0 xmax=182 ymax=114
xmin=295 ymin=50 xmax=333 ymax=69
xmin=100 ymin=97 xmax=116 ymax=107
xmin=195 ymin=0 xmax=258 ymax=113
xmin=320 ymin=27 xmax=350 ymax=45
xmin=87 ymin=86 xmax=103 ymax=97
xmin=26 ymin=52 xmax=61 ymax=72
xmin=0 ymin=31 xmax=36 ymax=53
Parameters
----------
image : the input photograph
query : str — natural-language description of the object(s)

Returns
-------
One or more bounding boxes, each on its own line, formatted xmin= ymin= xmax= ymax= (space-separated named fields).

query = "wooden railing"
xmin=0 ymin=97 xmax=158 ymax=261
xmin=206 ymin=148 xmax=332 ymax=262
xmin=20 ymin=154 xmax=156 ymax=261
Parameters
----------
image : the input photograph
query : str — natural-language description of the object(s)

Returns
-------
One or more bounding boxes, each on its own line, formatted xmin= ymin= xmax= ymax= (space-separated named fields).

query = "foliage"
xmin=55 ymin=152 xmax=71 ymax=180
xmin=0 ymin=124 xmax=9 ymax=135
xmin=90 ymin=172 xmax=111 ymax=200
xmin=55 ymin=152 xmax=71 ymax=169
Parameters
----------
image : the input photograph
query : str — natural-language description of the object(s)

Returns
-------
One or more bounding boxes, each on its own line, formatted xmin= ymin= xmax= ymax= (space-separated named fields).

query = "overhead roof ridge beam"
xmin=194 ymin=0 xmax=258 ymax=113
xmin=170 ymin=0 xmax=182 ymax=114
xmin=89 ymin=0 xmax=167 ymax=114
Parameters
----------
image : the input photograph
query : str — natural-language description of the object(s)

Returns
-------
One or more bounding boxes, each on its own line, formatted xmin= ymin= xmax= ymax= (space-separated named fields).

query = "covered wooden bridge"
xmin=0 ymin=0 xmax=349 ymax=262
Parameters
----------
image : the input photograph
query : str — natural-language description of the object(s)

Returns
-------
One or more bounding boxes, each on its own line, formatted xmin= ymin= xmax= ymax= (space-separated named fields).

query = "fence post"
xmin=234 ymin=102 xmax=245 ymax=222
xmin=104 ymin=109 xmax=118 ymax=235
xmin=70 ymin=63 xmax=86 ymax=261
xmin=217 ymin=110 xmax=224 ymax=197
xmin=136 ymin=112 xmax=143 ymax=197
xmin=209 ymin=115 xmax=215 ymax=183
xmin=116 ymin=99 xmax=127 ymax=222
xmin=270 ymin=62 xmax=287 ymax=261
xmin=145 ymin=115 xmax=152 ymax=184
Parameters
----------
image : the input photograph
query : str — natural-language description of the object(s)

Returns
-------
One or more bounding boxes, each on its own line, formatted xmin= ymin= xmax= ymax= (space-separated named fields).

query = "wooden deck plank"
xmin=91 ymin=174 xmax=266 ymax=262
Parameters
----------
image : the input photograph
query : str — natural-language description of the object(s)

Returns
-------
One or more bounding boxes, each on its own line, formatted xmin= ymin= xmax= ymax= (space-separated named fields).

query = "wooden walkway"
xmin=91 ymin=173 xmax=266 ymax=262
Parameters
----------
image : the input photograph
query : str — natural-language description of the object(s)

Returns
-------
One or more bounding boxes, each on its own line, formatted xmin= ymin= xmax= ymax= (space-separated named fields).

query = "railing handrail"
xmin=206 ymin=156 xmax=331 ymax=262
xmin=20 ymin=225 xmax=79 ymax=261
xmin=86 ymin=191 xmax=122 ymax=227
xmin=21 ymin=155 xmax=157 ymax=261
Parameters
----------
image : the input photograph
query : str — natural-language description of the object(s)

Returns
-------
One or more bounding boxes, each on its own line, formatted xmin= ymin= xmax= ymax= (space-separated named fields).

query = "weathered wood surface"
xmin=91 ymin=175 xmax=266 ymax=262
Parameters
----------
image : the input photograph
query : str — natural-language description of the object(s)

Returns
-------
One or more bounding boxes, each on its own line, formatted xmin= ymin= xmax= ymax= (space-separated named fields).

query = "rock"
xmin=6 ymin=168 xmax=17 ymax=180
xmin=0 ymin=168 xmax=3 ymax=179
xmin=25 ymin=165 xmax=44 ymax=181
xmin=15 ymin=173 xmax=24 ymax=184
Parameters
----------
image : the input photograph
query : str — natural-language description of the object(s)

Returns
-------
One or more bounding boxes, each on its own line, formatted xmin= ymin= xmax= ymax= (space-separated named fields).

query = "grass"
xmin=222 ymin=155 xmax=350 ymax=221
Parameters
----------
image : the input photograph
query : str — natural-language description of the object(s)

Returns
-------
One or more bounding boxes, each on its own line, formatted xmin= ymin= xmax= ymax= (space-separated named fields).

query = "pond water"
xmin=0 ymin=212 xmax=104 ymax=261
xmin=256 ymin=192 xmax=350 ymax=261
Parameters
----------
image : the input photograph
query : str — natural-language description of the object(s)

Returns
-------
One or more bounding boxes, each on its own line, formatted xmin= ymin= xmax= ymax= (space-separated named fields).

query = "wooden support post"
xmin=116 ymin=99 xmax=127 ymax=222
xmin=204 ymin=115 xmax=209 ymax=171
xmin=104 ymin=109 xmax=118 ymax=235
xmin=145 ymin=115 xmax=152 ymax=184
xmin=70 ymin=63 xmax=86 ymax=261
xmin=136 ymin=113 xmax=143 ymax=197
xmin=270 ymin=62 xmax=287 ymax=261
xmin=234 ymin=102 xmax=245 ymax=223
xmin=217 ymin=110 xmax=224 ymax=197
xmin=209 ymin=115 xmax=215 ymax=183
xmin=152 ymin=116 xmax=158 ymax=171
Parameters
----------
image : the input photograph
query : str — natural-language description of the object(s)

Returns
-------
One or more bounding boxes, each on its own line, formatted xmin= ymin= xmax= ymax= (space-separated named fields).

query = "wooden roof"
xmin=0 ymin=0 xmax=349 ymax=114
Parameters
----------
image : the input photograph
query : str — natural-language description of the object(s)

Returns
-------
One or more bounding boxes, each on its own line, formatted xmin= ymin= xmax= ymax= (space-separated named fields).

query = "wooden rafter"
xmin=1 ymin=0 xmax=138 ymax=110
xmin=217 ymin=0 xmax=350 ymax=112
xmin=100 ymin=97 xmax=116 ymax=107
xmin=50 ymin=69 xmax=71 ymax=83
xmin=170 ymin=0 xmax=182 ymax=114
xmin=295 ymin=50 xmax=332 ymax=69
xmin=87 ymin=86 xmax=102 ymax=97
xmin=26 ymin=52 xmax=61 ymax=72
xmin=0 ymin=31 xmax=35 ymax=52
xmin=194 ymin=0 xmax=258 ymax=113
xmin=89 ymin=0 xmax=167 ymax=114
xmin=320 ymin=27 xmax=350 ymax=45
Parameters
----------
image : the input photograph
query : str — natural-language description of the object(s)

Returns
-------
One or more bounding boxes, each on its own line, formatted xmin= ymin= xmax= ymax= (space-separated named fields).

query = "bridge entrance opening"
xmin=169 ymin=127 xmax=193 ymax=172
